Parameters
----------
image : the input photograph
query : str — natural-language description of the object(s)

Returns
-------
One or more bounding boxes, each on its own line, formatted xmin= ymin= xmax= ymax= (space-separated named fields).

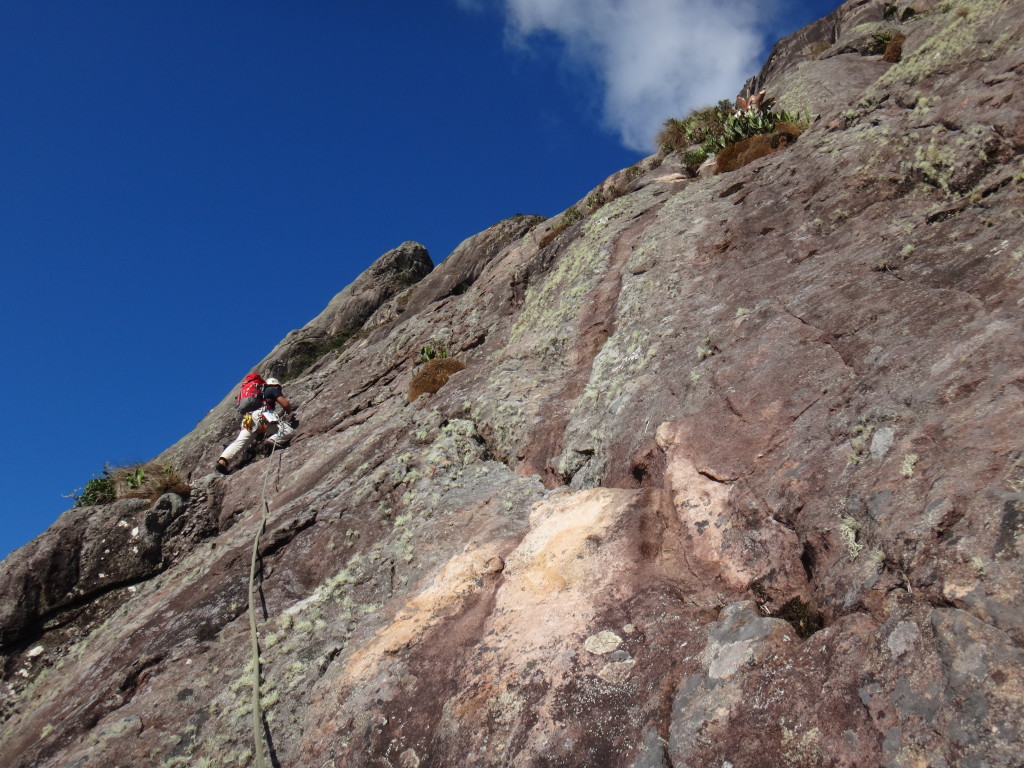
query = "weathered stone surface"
xmin=3 ymin=0 xmax=1024 ymax=765
xmin=156 ymin=240 xmax=435 ymax=478
xmin=368 ymin=215 xmax=546 ymax=326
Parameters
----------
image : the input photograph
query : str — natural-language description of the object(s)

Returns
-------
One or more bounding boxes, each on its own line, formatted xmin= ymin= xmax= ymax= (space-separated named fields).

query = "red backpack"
xmin=236 ymin=373 xmax=266 ymax=414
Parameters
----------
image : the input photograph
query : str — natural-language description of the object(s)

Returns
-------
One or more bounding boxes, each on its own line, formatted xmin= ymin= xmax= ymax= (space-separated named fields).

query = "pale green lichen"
xmin=901 ymin=453 xmax=919 ymax=477
xmin=839 ymin=516 xmax=864 ymax=559
xmin=904 ymin=132 xmax=959 ymax=194
xmin=848 ymin=420 xmax=875 ymax=464
xmin=509 ymin=231 xmax=614 ymax=348
xmin=867 ymin=1 xmax=1008 ymax=95
xmin=696 ymin=337 xmax=716 ymax=361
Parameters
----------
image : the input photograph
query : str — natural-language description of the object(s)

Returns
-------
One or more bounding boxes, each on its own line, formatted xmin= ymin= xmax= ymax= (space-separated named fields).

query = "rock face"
xmin=3 ymin=1 xmax=1024 ymax=766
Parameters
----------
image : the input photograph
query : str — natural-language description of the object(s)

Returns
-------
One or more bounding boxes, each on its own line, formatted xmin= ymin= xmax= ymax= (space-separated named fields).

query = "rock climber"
xmin=216 ymin=377 xmax=296 ymax=475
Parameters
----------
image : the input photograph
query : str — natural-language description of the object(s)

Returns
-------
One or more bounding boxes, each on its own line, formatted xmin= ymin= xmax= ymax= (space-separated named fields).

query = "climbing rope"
xmin=247 ymin=438 xmax=279 ymax=768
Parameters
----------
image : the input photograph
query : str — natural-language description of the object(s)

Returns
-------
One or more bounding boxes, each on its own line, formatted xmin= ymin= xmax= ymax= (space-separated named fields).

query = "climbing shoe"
xmin=216 ymin=461 xmax=230 ymax=476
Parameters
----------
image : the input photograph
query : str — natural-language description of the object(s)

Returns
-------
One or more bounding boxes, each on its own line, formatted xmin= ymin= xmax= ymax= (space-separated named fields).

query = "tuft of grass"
xmin=625 ymin=165 xmax=644 ymax=181
xmin=563 ymin=205 xmax=585 ymax=224
xmin=111 ymin=462 xmax=191 ymax=500
xmin=883 ymin=4 xmax=915 ymax=21
xmin=68 ymin=462 xmax=191 ymax=507
xmin=656 ymin=100 xmax=734 ymax=154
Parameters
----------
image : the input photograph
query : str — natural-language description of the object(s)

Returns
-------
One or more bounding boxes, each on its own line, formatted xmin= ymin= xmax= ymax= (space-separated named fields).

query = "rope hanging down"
xmin=248 ymin=441 xmax=279 ymax=768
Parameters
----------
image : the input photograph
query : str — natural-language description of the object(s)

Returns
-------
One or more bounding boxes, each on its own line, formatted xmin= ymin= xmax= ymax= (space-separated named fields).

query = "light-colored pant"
xmin=219 ymin=414 xmax=294 ymax=462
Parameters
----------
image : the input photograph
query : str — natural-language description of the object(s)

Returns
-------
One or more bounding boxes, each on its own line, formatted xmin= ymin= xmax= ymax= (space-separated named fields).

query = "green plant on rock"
xmin=659 ymin=93 xmax=807 ymax=176
xmin=683 ymin=147 xmax=710 ymax=171
xmin=563 ymin=205 xmax=584 ymax=224
xmin=656 ymin=99 xmax=733 ymax=155
xmin=718 ymin=106 xmax=805 ymax=148
xmin=419 ymin=343 xmax=449 ymax=364
xmin=123 ymin=466 xmax=146 ymax=489
xmin=68 ymin=465 xmax=116 ymax=507
xmin=67 ymin=461 xmax=191 ymax=507
xmin=884 ymin=4 xmax=916 ymax=21
xmin=872 ymin=30 xmax=895 ymax=50
xmin=116 ymin=462 xmax=190 ymax=499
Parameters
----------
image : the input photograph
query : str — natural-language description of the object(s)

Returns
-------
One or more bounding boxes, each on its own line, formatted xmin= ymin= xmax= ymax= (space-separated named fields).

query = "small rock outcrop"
xmin=3 ymin=1 xmax=1024 ymax=766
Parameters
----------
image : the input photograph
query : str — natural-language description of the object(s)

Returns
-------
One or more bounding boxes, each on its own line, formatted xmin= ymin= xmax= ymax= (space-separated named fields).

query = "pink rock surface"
xmin=3 ymin=1 xmax=1024 ymax=765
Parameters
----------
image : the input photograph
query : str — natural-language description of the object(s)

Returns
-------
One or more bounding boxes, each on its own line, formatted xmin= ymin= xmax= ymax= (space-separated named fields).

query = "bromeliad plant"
xmin=718 ymin=90 xmax=805 ymax=148
xmin=658 ymin=90 xmax=807 ymax=172
xmin=419 ymin=343 xmax=449 ymax=364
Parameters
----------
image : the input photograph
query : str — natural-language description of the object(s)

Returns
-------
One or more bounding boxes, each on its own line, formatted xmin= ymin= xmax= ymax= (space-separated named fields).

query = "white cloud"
xmin=488 ymin=0 xmax=771 ymax=152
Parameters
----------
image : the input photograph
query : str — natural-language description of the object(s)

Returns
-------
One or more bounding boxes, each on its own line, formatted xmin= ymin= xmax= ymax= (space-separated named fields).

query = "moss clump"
xmin=407 ymin=358 xmax=467 ymax=403
xmin=883 ymin=32 xmax=907 ymax=62
xmin=715 ymin=122 xmax=803 ymax=174
xmin=772 ymin=597 xmax=825 ymax=639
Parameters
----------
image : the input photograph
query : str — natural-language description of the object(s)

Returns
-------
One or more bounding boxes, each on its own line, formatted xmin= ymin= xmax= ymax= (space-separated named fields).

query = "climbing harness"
xmin=247 ymin=438 xmax=279 ymax=768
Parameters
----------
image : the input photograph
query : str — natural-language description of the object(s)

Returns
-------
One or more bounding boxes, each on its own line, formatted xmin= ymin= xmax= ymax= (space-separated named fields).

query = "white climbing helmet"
xmin=265 ymin=378 xmax=281 ymax=386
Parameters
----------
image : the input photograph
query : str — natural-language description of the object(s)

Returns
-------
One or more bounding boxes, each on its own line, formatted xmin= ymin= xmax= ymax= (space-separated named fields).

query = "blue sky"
xmin=0 ymin=0 xmax=841 ymax=560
